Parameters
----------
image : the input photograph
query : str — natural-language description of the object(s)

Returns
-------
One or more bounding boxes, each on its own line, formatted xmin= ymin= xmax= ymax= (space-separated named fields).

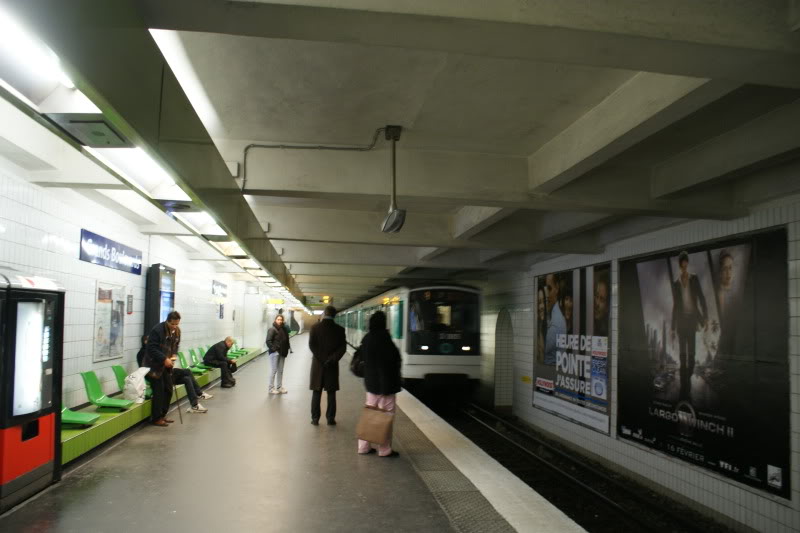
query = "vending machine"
xmin=144 ymin=263 xmax=176 ymax=334
xmin=0 ymin=268 xmax=65 ymax=512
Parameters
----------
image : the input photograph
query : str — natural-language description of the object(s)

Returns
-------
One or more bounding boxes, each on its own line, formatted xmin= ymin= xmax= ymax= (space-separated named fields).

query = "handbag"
xmin=350 ymin=346 xmax=365 ymax=378
xmin=356 ymin=404 xmax=394 ymax=445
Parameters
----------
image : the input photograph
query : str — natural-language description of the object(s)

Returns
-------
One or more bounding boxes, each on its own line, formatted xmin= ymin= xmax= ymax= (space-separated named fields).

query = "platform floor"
xmin=0 ymin=333 xmax=581 ymax=532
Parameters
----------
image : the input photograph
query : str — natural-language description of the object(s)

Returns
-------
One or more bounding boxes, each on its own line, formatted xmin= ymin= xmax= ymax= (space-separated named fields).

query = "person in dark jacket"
xmin=143 ymin=311 xmax=181 ymax=427
xmin=357 ymin=311 xmax=402 ymax=457
xmin=308 ymin=306 xmax=346 ymax=425
xmin=204 ymin=336 xmax=236 ymax=388
xmin=266 ymin=315 xmax=292 ymax=394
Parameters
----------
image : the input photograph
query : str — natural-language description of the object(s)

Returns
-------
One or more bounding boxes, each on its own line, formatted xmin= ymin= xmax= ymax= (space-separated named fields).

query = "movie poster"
xmin=618 ymin=228 xmax=789 ymax=497
xmin=93 ymin=282 xmax=126 ymax=362
xmin=534 ymin=263 xmax=611 ymax=433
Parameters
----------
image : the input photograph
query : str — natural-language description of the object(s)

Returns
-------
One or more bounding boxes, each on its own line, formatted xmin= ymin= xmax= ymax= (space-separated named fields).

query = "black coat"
xmin=266 ymin=324 xmax=291 ymax=357
xmin=143 ymin=322 xmax=180 ymax=372
xmin=308 ymin=318 xmax=346 ymax=391
xmin=361 ymin=329 xmax=402 ymax=395
xmin=204 ymin=340 xmax=230 ymax=365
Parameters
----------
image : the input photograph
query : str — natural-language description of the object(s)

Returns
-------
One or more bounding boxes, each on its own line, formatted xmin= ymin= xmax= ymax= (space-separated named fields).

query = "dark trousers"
xmin=677 ymin=318 xmax=696 ymax=399
xmin=311 ymin=389 xmax=337 ymax=422
xmin=207 ymin=360 xmax=235 ymax=384
xmin=146 ymin=372 xmax=173 ymax=421
xmin=172 ymin=367 xmax=201 ymax=407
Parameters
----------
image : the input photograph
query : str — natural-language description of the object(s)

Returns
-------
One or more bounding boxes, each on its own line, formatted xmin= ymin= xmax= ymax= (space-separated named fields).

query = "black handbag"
xmin=350 ymin=346 xmax=365 ymax=378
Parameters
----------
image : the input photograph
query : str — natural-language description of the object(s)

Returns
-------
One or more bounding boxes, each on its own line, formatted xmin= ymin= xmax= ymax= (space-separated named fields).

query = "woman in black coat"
xmin=357 ymin=311 xmax=402 ymax=457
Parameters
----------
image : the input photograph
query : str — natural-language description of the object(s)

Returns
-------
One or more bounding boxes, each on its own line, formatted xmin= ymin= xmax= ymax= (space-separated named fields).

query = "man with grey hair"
xmin=204 ymin=336 xmax=237 ymax=388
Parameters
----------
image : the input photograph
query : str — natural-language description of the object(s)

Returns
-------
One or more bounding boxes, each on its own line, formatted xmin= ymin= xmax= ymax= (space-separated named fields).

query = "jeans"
xmin=268 ymin=352 xmax=285 ymax=390
xmin=311 ymin=389 xmax=337 ymax=422
xmin=172 ymin=367 xmax=201 ymax=407
xmin=207 ymin=360 xmax=235 ymax=385
xmin=358 ymin=393 xmax=396 ymax=456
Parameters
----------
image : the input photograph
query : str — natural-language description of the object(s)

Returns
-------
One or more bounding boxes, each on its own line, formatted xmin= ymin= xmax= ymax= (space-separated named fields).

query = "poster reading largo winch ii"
xmin=618 ymin=228 xmax=790 ymax=497
xmin=534 ymin=263 xmax=611 ymax=434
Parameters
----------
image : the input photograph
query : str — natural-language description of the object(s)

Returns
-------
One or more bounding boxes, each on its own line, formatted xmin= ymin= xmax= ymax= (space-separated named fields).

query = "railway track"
xmin=413 ymin=390 xmax=730 ymax=533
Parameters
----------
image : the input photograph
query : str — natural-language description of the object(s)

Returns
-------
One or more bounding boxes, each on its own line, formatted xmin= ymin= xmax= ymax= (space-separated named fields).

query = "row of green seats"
xmin=65 ymin=342 xmax=250 ymax=427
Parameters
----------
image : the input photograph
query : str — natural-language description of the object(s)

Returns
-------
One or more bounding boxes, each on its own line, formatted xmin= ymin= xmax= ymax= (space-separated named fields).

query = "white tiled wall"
xmin=0 ymin=167 xmax=264 ymax=409
xmin=486 ymin=193 xmax=800 ymax=532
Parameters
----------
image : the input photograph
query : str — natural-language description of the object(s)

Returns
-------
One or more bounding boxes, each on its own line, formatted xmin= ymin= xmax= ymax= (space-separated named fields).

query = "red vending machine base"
xmin=0 ymin=413 xmax=55 ymax=512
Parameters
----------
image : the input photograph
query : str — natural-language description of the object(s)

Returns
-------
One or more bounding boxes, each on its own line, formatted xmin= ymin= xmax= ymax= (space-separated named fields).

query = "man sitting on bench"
xmin=204 ymin=336 xmax=237 ymax=388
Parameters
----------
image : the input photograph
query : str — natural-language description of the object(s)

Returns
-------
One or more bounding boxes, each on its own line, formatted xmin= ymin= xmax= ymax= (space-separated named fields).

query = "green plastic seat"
xmin=80 ymin=371 xmax=133 ymax=411
xmin=190 ymin=348 xmax=213 ymax=370
xmin=228 ymin=343 xmax=246 ymax=357
xmin=178 ymin=351 xmax=206 ymax=375
xmin=61 ymin=406 xmax=100 ymax=426
xmin=111 ymin=364 xmax=128 ymax=391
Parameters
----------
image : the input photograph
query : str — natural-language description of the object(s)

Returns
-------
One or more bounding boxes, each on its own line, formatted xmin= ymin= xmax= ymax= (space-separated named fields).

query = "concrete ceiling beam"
xmin=6 ymin=0 xmax=306 ymax=303
xmin=139 ymin=0 xmax=800 ymax=88
xmin=651 ymin=99 xmax=800 ymax=198
xmin=528 ymin=75 xmax=739 ymax=193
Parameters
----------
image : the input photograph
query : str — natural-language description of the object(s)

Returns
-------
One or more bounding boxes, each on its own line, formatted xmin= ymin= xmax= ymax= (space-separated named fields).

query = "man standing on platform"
xmin=309 ymin=306 xmax=347 ymax=425
xmin=204 ymin=336 xmax=237 ymax=388
xmin=143 ymin=311 xmax=181 ymax=427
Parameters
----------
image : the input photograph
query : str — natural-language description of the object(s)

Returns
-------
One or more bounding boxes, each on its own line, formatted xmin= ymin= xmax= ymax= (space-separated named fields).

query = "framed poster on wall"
xmin=94 ymin=281 xmax=126 ymax=362
xmin=533 ymin=263 xmax=611 ymax=434
xmin=617 ymin=228 xmax=789 ymax=498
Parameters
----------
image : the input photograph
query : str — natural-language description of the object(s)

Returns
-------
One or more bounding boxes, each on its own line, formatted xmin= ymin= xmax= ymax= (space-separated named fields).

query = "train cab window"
xmin=407 ymin=289 xmax=479 ymax=355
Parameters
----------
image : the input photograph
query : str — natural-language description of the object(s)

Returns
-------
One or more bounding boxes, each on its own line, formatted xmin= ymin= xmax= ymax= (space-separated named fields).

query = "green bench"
xmin=80 ymin=371 xmax=134 ymax=411
xmin=61 ymin=406 xmax=100 ymax=426
xmin=190 ymin=348 xmax=214 ymax=370
xmin=178 ymin=352 xmax=207 ymax=375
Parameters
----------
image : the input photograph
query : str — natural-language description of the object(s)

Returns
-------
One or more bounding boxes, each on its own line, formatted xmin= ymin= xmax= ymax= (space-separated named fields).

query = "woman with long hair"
xmin=357 ymin=311 xmax=402 ymax=457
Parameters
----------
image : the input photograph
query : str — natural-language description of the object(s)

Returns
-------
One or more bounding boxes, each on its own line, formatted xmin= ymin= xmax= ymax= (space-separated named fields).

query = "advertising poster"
xmin=618 ymin=228 xmax=789 ymax=497
xmin=94 ymin=282 xmax=126 ymax=361
xmin=534 ymin=263 xmax=611 ymax=433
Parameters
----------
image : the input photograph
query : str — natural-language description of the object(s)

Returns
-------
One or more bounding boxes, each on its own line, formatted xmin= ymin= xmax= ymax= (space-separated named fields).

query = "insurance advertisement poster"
xmin=534 ymin=263 xmax=611 ymax=434
xmin=617 ymin=228 xmax=789 ymax=497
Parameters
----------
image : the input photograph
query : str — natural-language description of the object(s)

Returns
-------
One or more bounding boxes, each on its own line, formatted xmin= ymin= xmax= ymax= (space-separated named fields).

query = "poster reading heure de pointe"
xmin=617 ymin=228 xmax=790 ymax=498
xmin=534 ymin=263 xmax=611 ymax=434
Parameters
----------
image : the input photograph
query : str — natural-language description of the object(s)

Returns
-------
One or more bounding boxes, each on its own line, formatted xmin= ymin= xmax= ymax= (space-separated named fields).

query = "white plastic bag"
xmin=123 ymin=367 xmax=150 ymax=404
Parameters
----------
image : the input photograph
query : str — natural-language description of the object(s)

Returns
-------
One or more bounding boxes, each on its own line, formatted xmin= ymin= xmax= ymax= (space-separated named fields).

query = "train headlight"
xmin=421 ymin=345 xmax=429 ymax=350
xmin=461 ymin=346 xmax=471 ymax=351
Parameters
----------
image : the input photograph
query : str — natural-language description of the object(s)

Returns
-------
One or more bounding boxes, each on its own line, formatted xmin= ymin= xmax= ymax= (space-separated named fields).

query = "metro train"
xmin=336 ymin=285 xmax=481 ymax=382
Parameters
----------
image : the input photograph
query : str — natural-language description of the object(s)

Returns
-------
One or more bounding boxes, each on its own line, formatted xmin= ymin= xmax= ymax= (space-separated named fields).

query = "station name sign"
xmin=79 ymin=229 xmax=143 ymax=275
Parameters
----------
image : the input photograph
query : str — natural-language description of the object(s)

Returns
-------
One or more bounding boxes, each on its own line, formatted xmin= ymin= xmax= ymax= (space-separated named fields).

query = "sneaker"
xmin=270 ymin=389 xmax=281 ymax=395
xmin=278 ymin=387 xmax=288 ymax=394
xmin=199 ymin=392 xmax=213 ymax=400
xmin=188 ymin=403 xmax=208 ymax=413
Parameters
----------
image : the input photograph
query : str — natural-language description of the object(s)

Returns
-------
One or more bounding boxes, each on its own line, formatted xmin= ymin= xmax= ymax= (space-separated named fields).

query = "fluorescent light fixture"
xmin=173 ymin=211 xmax=226 ymax=237
xmin=461 ymin=346 xmax=471 ymax=351
xmin=210 ymin=240 xmax=247 ymax=257
xmin=420 ymin=345 xmax=429 ymax=351
xmin=233 ymin=258 xmax=259 ymax=270
xmin=87 ymin=146 xmax=190 ymax=201
xmin=313 ymin=310 xmax=324 ymax=315
xmin=0 ymin=6 xmax=75 ymax=90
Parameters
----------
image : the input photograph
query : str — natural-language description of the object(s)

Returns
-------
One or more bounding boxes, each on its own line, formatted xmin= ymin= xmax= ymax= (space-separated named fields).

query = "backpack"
xmin=350 ymin=346 xmax=365 ymax=378
xmin=123 ymin=367 xmax=150 ymax=403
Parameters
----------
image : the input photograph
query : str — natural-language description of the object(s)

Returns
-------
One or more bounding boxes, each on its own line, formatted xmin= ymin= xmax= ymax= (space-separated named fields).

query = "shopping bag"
xmin=355 ymin=404 xmax=394 ymax=444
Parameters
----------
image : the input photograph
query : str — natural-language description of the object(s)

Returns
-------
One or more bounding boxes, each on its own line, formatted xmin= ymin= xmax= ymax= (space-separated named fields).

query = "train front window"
xmin=408 ymin=289 xmax=479 ymax=355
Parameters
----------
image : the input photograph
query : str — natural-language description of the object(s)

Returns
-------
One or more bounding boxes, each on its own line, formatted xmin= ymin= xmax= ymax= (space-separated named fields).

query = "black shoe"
xmin=327 ymin=419 xmax=336 ymax=425
xmin=311 ymin=419 xmax=319 ymax=426
xmin=221 ymin=383 xmax=234 ymax=388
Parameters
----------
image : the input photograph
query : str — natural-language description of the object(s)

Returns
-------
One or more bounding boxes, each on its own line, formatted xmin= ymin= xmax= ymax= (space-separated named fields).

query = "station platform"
xmin=0 ymin=333 xmax=582 ymax=533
